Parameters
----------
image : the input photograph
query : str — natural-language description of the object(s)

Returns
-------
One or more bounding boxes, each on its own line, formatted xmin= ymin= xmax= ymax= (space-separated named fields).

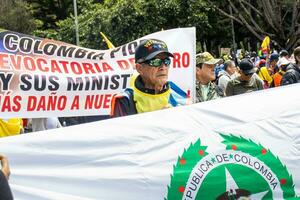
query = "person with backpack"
xmin=281 ymin=46 xmax=300 ymax=85
xmin=217 ymin=60 xmax=237 ymax=92
xmin=273 ymin=57 xmax=290 ymax=87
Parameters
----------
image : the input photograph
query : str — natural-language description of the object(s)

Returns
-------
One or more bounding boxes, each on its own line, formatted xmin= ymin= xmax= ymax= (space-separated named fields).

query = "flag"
xmin=0 ymin=84 xmax=300 ymax=199
xmin=100 ymin=32 xmax=115 ymax=49
xmin=261 ymin=36 xmax=270 ymax=54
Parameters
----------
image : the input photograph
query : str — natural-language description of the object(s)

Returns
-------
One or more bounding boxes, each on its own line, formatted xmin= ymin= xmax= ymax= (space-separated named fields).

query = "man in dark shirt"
xmin=226 ymin=59 xmax=263 ymax=96
xmin=281 ymin=46 xmax=300 ymax=85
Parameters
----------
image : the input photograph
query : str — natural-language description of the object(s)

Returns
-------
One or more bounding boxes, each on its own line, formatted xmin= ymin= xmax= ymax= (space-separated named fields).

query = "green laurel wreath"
xmin=165 ymin=139 xmax=208 ymax=200
xmin=165 ymin=133 xmax=298 ymax=200
xmin=220 ymin=133 xmax=297 ymax=199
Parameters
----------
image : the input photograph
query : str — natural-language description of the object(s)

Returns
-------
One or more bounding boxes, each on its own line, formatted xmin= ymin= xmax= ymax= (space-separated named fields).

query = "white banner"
xmin=0 ymin=27 xmax=196 ymax=118
xmin=0 ymin=85 xmax=300 ymax=199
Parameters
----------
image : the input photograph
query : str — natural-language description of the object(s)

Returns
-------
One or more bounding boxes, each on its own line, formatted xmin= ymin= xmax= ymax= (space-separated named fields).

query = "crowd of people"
xmin=1 ymin=40 xmax=300 ymax=134
xmin=196 ymin=46 xmax=300 ymax=102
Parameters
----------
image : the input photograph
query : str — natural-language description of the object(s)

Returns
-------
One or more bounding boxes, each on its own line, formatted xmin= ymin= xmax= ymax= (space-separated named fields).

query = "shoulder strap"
xmin=110 ymin=88 xmax=137 ymax=117
xmin=215 ymin=85 xmax=225 ymax=97
xmin=124 ymin=88 xmax=136 ymax=111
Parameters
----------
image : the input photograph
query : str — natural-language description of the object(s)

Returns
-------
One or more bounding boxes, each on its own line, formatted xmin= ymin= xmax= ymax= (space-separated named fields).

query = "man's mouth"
xmin=157 ymin=74 xmax=167 ymax=77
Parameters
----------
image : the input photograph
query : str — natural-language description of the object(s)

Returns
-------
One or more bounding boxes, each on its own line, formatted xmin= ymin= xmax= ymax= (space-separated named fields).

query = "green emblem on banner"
xmin=165 ymin=133 xmax=298 ymax=200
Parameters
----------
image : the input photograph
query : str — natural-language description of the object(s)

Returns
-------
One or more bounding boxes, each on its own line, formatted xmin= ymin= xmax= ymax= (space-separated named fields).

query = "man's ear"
xmin=136 ymin=63 xmax=143 ymax=74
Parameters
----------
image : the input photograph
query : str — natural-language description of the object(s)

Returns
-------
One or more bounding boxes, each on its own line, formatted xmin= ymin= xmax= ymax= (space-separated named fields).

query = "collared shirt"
xmin=196 ymin=81 xmax=223 ymax=103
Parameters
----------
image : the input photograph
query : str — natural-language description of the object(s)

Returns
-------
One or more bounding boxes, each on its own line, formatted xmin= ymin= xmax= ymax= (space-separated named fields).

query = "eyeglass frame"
xmin=141 ymin=57 xmax=171 ymax=67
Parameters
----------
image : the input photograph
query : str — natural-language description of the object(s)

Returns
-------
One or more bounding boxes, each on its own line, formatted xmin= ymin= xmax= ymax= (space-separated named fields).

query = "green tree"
xmin=36 ymin=0 xmax=229 ymax=54
xmin=25 ymin=0 xmax=74 ymax=29
xmin=0 ymin=0 xmax=37 ymax=34
xmin=210 ymin=0 xmax=300 ymax=51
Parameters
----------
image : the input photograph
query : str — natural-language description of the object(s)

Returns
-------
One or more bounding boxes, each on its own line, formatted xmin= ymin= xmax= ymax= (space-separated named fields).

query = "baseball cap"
xmin=258 ymin=59 xmax=266 ymax=68
xmin=269 ymin=53 xmax=279 ymax=62
xmin=277 ymin=57 xmax=290 ymax=67
xmin=239 ymin=59 xmax=256 ymax=74
xmin=135 ymin=39 xmax=174 ymax=63
xmin=196 ymin=52 xmax=221 ymax=65
xmin=279 ymin=50 xmax=289 ymax=57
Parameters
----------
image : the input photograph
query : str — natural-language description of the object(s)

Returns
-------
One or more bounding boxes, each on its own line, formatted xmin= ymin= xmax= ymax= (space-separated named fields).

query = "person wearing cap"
xmin=268 ymin=53 xmax=279 ymax=75
xmin=195 ymin=52 xmax=224 ymax=102
xmin=110 ymin=39 xmax=187 ymax=117
xmin=225 ymin=59 xmax=263 ymax=96
xmin=279 ymin=50 xmax=289 ymax=59
xmin=281 ymin=46 xmax=300 ymax=85
xmin=0 ymin=154 xmax=14 ymax=200
xmin=272 ymin=57 xmax=290 ymax=87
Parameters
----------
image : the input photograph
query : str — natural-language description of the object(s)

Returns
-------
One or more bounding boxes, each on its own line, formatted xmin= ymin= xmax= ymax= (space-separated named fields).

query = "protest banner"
xmin=0 ymin=84 xmax=299 ymax=199
xmin=0 ymin=27 xmax=196 ymax=118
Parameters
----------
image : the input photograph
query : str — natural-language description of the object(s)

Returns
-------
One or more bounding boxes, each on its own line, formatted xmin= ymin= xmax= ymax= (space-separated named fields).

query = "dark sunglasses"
xmin=244 ymin=72 xmax=254 ymax=76
xmin=143 ymin=57 xmax=171 ymax=67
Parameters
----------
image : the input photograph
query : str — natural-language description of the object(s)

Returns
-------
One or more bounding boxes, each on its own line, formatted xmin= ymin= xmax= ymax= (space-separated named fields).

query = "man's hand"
xmin=0 ymin=154 xmax=11 ymax=180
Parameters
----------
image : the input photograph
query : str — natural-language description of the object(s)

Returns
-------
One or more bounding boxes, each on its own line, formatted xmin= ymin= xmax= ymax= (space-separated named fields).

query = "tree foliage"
xmin=6 ymin=0 xmax=299 ymax=53
xmin=33 ymin=0 xmax=231 ymax=53
xmin=0 ymin=0 xmax=37 ymax=34
xmin=210 ymin=0 xmax=300 ymax=50
xmin=25 ymin=0 xmax=74 ymax=29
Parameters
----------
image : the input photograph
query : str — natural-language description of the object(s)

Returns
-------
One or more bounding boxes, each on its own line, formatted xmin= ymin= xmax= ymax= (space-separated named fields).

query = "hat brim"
xmin=242 ymin=68 xmax=256 ymax=74
xmin=144 ymin=50 xmax=174 ymax=61
xmin=203 ymin=58 xmax=222 ymax=65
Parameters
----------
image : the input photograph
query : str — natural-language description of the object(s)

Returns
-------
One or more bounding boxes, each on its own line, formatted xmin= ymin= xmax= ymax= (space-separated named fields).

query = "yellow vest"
xmin=133 ymin=84 xmax=171 ymax=113
xmin=0 ymin=118 xmax=23 ymax=137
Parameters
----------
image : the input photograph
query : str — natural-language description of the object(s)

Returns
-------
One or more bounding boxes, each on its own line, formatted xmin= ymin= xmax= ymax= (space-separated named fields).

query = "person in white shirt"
xmin=217 ymin=60 xmax=237 ymax=92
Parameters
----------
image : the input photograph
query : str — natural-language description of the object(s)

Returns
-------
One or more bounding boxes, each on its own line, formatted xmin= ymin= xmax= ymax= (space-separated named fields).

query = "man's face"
xmin=239 ymin=69 xmax=253 ymax=81
xmin=270 ymin=60 xmax=278 ymax=67
xmin=227 ymin=63 xmax=237 ymax=76
xmin=136 ymin=53 xmax=170 ymax=88
xmin=196 ymin=63 xmax=216 ymax=84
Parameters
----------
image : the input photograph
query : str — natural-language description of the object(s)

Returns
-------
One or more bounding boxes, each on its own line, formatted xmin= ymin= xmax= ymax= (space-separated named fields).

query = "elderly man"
xmin=217 ymin=60 xmax=237 ymax=92
xmin=111 ymin=39 xmax=186 ymax=117
xmin=195 ymin=52 xmax=224 ymax=102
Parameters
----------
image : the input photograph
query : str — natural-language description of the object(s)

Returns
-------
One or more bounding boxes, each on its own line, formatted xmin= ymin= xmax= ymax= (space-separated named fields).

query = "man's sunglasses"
xmin=143 ymin=57 xmax=171 ymax=67
xmin=244 ymin=72 xmax=254 ymax=76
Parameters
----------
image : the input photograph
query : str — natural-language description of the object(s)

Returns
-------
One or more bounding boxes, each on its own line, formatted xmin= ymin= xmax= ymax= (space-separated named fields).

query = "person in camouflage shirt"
xmin=196 ymin=52 xmax=224 ymax=102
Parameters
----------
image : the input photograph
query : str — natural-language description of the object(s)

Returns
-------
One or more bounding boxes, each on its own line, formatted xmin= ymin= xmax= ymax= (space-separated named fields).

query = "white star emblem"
xmin=225 ymin=168 xmax=269 ymax=200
